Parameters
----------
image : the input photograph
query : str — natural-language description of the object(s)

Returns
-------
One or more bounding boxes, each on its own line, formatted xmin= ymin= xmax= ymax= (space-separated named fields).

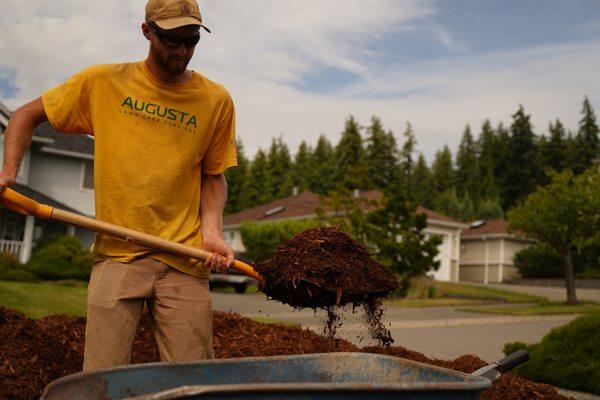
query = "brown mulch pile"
xmin=0 ymin=306 xmax=571 ymax=400
xmin=254 ymin=227 xmax=399 ymax=308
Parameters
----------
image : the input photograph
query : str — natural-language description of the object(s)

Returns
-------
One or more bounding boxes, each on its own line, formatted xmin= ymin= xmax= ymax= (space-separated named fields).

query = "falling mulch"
xmin=0 ymin=306 xmax=571 ymax=400
xmin=254 ymin=227 xmax=398 ymax=343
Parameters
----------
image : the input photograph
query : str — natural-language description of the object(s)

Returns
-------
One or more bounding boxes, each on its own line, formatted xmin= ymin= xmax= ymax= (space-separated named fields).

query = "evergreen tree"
xmin=455 ymin=125 xmax=480 ymax=205
xmin=477 ymin=197 xmax=504 ymax=220
xmin=540 ymin=119 xmax=567 ymax=172
xmin=431 ymin=145 xmax=455 ymax=196
xmin=365 ymin=117 xmax=399 ymax=189
xmin=477 ymin=120 xmax=499 ymax=199
xmin=412 ymin=153 xmax=433 ymax=207
xmin=433 ymin=188 xmax=475 ymax=222
xmin=493 ymin=122 xmax=511 ymax=189
xmin=399 ymin=122 xmax=417 ymax=193
xmin=290 ymin=141 xmax=313 ymax=193
xmin=500 ymin=105 xmax=541 ymax=209
xmin=267 ymin=137 xmax=293 ymax=198
xmin=573 ymin=96 xmax=600 ymax=173
xmin=224 ymin=138 xmax=249 ymax=214
xmin=366 ymin=181 xmax=441 ymax=295
xmin=245 ymin=149 xmax=272 ymax=206
xmin=309 ymin=135 xmax=337 ymax=194
xmin=334 ymin=116 xmax=370 ymax=190
xmin=565 ymin=130 xmax=580 ymax=173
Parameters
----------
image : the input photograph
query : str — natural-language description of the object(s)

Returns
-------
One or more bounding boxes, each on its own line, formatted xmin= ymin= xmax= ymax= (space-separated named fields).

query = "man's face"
xmin=146 ymin=23 xmax=200 ymax=75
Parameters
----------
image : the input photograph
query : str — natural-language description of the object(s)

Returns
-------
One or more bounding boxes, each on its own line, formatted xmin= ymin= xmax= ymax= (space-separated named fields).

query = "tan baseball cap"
xmin=145 ymin=0 xmax=211 ymax=32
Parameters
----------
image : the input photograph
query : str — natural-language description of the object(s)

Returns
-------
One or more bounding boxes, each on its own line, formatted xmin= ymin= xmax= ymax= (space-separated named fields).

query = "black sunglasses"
xmin=151 ymin=23 xmax=200 ymax=48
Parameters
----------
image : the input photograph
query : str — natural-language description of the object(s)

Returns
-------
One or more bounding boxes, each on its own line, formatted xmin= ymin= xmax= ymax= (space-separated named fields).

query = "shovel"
xmin=0 ymin=187 xmax=263 ymax=281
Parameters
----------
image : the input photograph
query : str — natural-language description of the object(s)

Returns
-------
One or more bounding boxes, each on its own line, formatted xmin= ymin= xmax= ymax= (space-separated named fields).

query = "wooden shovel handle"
xmin=0 ymin=188 xmax=263 ymax=282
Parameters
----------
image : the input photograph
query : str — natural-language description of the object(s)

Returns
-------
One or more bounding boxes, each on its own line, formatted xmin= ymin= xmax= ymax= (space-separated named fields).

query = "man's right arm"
xmin=0 ymin=97 xmax=48 ymax=192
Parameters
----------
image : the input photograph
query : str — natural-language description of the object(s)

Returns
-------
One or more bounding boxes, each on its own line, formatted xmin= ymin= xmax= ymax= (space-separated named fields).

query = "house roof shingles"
xmin=33 ymin=122 xmax=94 ymax=156
xmin=11 ymin=183 xmax=79 ymax=213
xmin=223 ymin=189 xmax=463 ymax=227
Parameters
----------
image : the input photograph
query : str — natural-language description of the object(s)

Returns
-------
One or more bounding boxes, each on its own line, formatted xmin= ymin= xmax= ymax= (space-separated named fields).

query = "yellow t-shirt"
xmin=42 ymin=61 xmax=237 ymax=278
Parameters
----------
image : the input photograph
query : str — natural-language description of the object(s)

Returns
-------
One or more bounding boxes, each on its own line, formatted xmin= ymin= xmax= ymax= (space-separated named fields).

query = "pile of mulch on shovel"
xmin=0 ymin=306 xmax=571 ymax=400
xmin=254 ymin=227 xmax=398 ymax=343
xmin=255 ymin=227 xmax=398 ymax=308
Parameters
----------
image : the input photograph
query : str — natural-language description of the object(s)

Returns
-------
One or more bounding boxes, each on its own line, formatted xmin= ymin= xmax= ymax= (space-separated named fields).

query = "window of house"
xmin=82 ymin=159 xmax=94 ymax=189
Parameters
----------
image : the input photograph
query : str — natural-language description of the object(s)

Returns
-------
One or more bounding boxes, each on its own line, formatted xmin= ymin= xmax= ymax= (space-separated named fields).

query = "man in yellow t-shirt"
xmin=0 ymin=0 xmax=237 ymax=370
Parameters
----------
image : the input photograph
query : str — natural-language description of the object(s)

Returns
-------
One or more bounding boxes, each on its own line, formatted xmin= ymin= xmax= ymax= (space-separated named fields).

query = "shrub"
xmin=504 ymin=312 xmax=600 ymax=394
xmin=240 ymin=219 xmax=319 ymax=262
xmin=514 ymin=243 xmax=567 ymax=278
xmin=0 ymin=252 xmax=39 ymax=282
xmin=26 ymin=235 xmax=93 ymax=280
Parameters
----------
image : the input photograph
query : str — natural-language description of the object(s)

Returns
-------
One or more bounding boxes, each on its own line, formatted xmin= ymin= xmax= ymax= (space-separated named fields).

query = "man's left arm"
xmin=200 ymin=173 xmax=234 ymax=273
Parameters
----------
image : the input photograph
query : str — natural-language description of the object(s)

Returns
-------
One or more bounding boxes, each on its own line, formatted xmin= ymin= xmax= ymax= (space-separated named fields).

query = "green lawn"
xmin=211 ymin=284 xmax=260 ymax=294
xmin=0 ymin=280 xmax=262 ymax=319
xmin=0 ymin=280 xmax=87 ymax=318
xmin=386 ymin=279 xmax=547 ymax=307
xmin=459 ymin=302 xmax=600 ymax=316
xmin=386 ymin=297 xmax=490 ymax=307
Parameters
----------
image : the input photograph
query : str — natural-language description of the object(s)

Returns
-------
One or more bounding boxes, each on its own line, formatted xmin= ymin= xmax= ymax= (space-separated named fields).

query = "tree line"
xmin=225 ymin=96 xmax=599 ymax=221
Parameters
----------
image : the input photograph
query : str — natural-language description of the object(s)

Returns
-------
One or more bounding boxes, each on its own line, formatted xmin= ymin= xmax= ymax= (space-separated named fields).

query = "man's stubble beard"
xmin=150 ymin=42 xmax=193 ymax=76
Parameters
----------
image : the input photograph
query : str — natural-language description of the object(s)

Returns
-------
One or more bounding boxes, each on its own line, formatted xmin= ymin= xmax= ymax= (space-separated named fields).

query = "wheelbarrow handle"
xmin=0 ymin=187 xmax=263 ymax=282
xmin=470 ymin=349 xmax=529 ymax=381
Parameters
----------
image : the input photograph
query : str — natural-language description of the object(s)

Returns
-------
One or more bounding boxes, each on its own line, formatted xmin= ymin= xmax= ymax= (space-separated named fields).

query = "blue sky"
xmin=1 ymin=0 xmax=599 ymax=161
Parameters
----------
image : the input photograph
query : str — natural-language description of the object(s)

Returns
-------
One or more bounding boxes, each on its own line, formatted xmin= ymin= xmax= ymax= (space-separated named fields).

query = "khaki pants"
xmin=83 ymin=257 xmax=213 ymax=371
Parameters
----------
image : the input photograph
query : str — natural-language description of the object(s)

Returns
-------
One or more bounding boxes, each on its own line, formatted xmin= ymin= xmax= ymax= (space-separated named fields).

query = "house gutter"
xmin=39 ymin=146 xmax=94 ymax=160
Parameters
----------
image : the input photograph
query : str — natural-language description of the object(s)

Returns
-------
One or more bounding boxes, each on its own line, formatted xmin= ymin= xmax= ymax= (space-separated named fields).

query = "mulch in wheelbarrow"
xmin=254 ymin=227 xmax=398 ymax=344
xmin=0 ymin=306 xmax=571 ymax=400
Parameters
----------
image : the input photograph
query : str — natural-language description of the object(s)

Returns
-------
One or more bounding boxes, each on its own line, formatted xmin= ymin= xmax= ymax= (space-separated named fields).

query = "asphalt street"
xmin=211 ymin=291 xmax=579 ymax=362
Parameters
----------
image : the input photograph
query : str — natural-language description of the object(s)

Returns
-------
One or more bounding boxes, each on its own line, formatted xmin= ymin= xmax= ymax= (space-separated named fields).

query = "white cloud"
xmin=1 ymin=0 xmax=598 ymax=163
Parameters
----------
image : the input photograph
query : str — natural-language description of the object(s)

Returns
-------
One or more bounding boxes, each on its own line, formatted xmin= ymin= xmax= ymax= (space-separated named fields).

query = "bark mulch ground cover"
xmin=254 ymin=227 xmax=398 ymax=343
xmin=0 ymin=306 xmax=571 ymax=400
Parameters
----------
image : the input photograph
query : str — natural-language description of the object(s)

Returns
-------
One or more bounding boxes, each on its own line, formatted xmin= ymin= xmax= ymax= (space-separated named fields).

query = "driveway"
xmin=212 ymin=292 xmax=577 ymax=362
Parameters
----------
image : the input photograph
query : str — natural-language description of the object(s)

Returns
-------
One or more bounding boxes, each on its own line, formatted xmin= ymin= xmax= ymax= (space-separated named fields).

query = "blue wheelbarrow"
xmin=41 ymin=350 xmax=528 ymax=399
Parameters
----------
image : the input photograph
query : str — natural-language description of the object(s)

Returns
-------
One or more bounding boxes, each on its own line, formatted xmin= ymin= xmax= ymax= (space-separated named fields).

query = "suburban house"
xmin=0 ymin=100 xmax=95 ymax=263
xmin=459 ymin=219 xmax=534 ymax=283
xmin=223 ymin=189 xmax=469 ymax=282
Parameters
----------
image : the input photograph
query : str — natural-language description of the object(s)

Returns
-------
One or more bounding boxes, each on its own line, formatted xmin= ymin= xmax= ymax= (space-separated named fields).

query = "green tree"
xmin=500 ymin=105 xmax=542 ymax=209
xmin=316 ymin=186 xmax=374 ymax=245
xmin=309 ymin=135 xmax=337 ymax=194
xmin=399 ymin=123 xmax=417 ymax=193
xmin=290 ymin=141 xmax=313 ymax=193
xmin=572 ymin=96 xmax=600 ymax=173
xmin=477 ymin=120 xmax=499 ymax=199
xmin=431 ymin=145 xmax=455 ymax=196
xmin=412 ymin=153 xmax=433 ymax=207
xmin=366 ymin=182 xmax=441 ymax=295
xmin=224 ymin=138 xmax=249 ymax=214
xmin=540 ymin=119 xmax=567 ymax=172
xmin=365 ymin=117 xmax=399 ymax=189
xmin=267 ymin=137 xmax=293 ymax=198
xmin=508 ymin=168 xmax=600 ymax=304
xmin=335 ymin=116 xmax=370 ymax=190
xmin=456 ymin=125 xmax=480 ymax=205
xmin=493 ymin=122 xmax=511 ymax=195
xmin=245 ymin=149 xmax=272 ymax=206
xmin=476 ymin=197 xmax=504 ymax=220
xmin=240 ymin=219 xmax=319 ymax=262
xmin=433 ymin=188 xmax=476 ymax=222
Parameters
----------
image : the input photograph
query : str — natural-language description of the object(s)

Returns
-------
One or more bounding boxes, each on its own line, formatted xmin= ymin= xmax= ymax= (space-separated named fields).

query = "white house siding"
xmin=459 ymin=236 xmax=530 ymax=283
xmin=424 ymin=225 xmax=463 ymax=282
xmin=224 ymin=228 xmax=245 ymax=254
xmin=27 ymin=152 xmax=95 ymax=216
